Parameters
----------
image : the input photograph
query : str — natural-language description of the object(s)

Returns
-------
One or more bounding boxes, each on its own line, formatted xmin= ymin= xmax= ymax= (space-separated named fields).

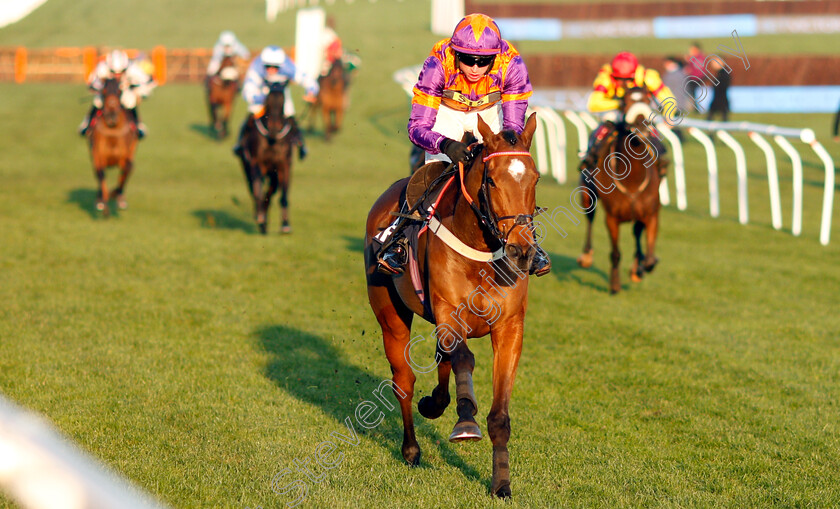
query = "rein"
xmin=254 ymin=115 xmax=292 ymax=141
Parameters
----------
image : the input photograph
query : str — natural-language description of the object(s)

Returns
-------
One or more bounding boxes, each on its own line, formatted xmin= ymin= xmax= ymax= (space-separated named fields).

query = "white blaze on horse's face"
xmin=507 ymin=159 xmax=527 ymax=182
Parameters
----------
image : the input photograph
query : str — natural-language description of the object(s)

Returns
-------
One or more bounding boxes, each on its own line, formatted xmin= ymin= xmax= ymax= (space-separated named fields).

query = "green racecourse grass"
xmin=2 ymin=1 xmax=840 ymax=508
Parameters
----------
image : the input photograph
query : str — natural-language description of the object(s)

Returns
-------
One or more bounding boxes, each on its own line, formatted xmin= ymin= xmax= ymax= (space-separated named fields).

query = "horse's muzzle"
xmin=504 ymin=243 xmax=535 ymax=272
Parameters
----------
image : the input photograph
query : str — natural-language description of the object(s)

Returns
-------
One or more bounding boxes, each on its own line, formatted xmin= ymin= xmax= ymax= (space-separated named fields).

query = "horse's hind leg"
xmin=606 ymin=214 xmax=622 ymax=294
xmin=486 ymin=322 xmax=524 ymax=498
xmin=366 ymin=267 xmax=420 ymax=465
xmin=577 ymin=177 xmax=597 ymax=268
xmin=643 ymin=212 xmax=660 ymax=273
xmin=630 ymin=221 xmax=645 ymax=282
xmin=279 ymin=184 xmax=291 ymax=234
xmin=112 ymin=159 xmax=133 ymax=210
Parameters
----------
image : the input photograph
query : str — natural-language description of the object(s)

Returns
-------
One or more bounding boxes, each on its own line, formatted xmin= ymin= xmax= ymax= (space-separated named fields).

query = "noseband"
xmin=459 ymin=149 xmax=537 ymax=249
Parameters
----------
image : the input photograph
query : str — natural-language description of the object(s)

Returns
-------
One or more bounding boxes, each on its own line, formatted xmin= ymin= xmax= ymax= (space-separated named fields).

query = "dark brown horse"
xmin=87 ymin=77 xmax=138 ymax=216
xmin=577 ymin=87 xmax=662 ymax=293
xmin=365 ymin=114 xmax=539 ymax=498
xmin=238 ymin=82 xmax=294 ymax=234
xmin=309 ymin=59 xmax=346 ymax=141
xmin=206 ymin=55 xmax=239 ymax=139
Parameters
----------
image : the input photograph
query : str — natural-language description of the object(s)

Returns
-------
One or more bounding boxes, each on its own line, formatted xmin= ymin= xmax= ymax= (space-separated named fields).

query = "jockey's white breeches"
xmin=92 ymin=89 xmax=141 ymax=110
xmin=599 ymin=109 xmax=622 ymax=124
xmin=425 ymin=103 xmax=503 ymax=163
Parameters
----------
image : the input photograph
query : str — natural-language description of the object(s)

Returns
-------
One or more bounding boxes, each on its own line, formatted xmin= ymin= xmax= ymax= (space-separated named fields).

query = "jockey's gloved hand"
xmin=441 ymin=138 xmax=470 ymax=165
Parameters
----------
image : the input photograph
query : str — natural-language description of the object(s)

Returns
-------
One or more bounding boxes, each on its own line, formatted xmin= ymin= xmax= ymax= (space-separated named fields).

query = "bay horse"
xmin=238 ymin=82 xmax=294 ymax=234
xmin=365 ymin=114 xmax=539 ymax=498
xmin=577 ymin=87 xmax=662 ymax=294
xmin=87 ymin=77 xmax=138 ymax=216
xmin=206 ymin=55 xmax=239 ymax=139
xmin=309 ymin=59 xmax=346 ymax=141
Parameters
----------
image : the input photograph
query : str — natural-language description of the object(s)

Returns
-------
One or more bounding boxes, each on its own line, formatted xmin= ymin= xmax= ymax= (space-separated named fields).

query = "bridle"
xmin=458 ymin=148 xmax=538 ymax=250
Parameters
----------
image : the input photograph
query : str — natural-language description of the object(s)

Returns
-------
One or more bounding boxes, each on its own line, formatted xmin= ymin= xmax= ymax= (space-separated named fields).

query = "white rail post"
xmin=563 ymin=110 xmax=590 ymax=156
xmin=531 ymin=108 xmax=550 ymax=177
xmin=809 ymin=139 xmax=835 ymax=246
xmin=749 ymin=132 xmax=783 ymax=230
xmin=716 ymin=130 xmax=749 ymax=225
xmin=688 ymin=126 xmax=719 ymax=218
xmin=773 ymin=135 xmax=803 ymax=236
xmin=578 ymin=111 xmax=599 ymax=130
xmin=656 ymin=123 xmax=686 ymax=211
xmin=537 ymin=107 xmax=567 ymax=184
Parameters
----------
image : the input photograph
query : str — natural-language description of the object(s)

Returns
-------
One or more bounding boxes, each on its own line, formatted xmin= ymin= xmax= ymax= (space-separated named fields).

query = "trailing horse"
xmin=86 ymin=77 xmax=139 ymax=216
xmin=206 ymin=55 xmax=239 ymax=139
xmin=309 ymin=59 xmax=346 ymax=141
xmin=237 ymin=82 xmax=295 ymax=234
xmin=365 ymin=114 xmax=540 ymax=498
xmin=577 ymin=87 xmax=663 ymax=294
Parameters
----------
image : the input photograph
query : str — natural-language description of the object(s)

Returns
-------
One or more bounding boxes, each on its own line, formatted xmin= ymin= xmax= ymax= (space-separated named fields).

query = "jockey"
xmin=206 ymin=30 xmax=250 ymax=78
xmin=234 ymin=45 xmax=318 ymax=161
xmin=319 ymin=16 xmax=343 ymax=77
xmin=78 ymin=49 xmax=156 ymax=139
xmin=376 ymin=13 xmax=550 ymax=277
xmin=580 ymin=51 xmax=675 ymax=174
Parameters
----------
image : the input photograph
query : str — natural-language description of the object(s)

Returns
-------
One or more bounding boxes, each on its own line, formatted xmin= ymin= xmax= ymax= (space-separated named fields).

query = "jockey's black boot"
xmin=232 ymin=116 xmax=251 ymax=157
xmin=530 ymin=244 xmax=551 ymax=277
xmin=377 ymin=236 xmax=408 ymax=275
xmin=128 ymin=109 xmax=145 ymax=139
xmin=580 ymin=121 xmax=615 ymax=171
xmin=78 ymin=105 xmax=99 ymax=136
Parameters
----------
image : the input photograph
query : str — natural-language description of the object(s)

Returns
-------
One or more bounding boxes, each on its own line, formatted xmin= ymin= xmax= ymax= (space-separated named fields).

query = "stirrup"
xmin=376 ymin=243 xmax=407 ymax=275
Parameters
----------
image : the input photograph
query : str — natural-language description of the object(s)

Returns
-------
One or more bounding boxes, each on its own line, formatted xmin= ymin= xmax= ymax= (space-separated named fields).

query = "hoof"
xmin=258 ymin=223 xmax=267 ymax=235
xmin=577 ymin=250 xmax=593 ymax=269
xmin=493 ymin=482 xmax=512 ymax=499
xmin=281 ymin=222 xmax=292 ymax=234
xmin=644 ymin=257 xmax=659 ymax=273
xmin=449 ymin=420 xmax=482 ymax=443
xmin=630 ymin=259 xmax=642 ymax=283
xmin=630 ymin=271 xmax=643 ymax=283
xmin=418 ymin=393 xmax=449 ymax=420
xmin=116 ymin=197 xmax=127 ymax=210
xmin=95 ymin=201 xmax=106 ymax=211
xmin=402 ymin=444 xmax=421 ymax=467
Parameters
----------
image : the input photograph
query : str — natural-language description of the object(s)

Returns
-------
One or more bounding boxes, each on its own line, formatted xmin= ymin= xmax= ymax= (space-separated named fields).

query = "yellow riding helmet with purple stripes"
xmin=450 ymin=13 xmax=502 ymax=56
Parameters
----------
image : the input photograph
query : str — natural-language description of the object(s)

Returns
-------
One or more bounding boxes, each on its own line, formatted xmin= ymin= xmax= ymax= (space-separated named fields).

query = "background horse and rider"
xmin=365 ymin=114 xmax=540 ymax=498
xmin=577 ymin=87 xmax=663 ymax=294
xmin=307 ymin=59 xmax=347 ymax=141
xmin=206 ymin=55 xmax=239 ymax=139
xmin=86 ymin=77 xmax=139 ymax=216
xmin=236 ymin=82 xmax=295 ymax=234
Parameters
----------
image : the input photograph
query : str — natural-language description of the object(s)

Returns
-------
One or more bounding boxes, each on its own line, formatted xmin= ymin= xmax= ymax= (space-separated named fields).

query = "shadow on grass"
xmin=67 ymin=188 xmax=126 ymax=220
xmin=189 ymin=122 xmax=220 ymax=141
xmin=342 ymin=235 xmax=365 ymax=253
xmin=191 ymin=208 xmax=255 ymax=233
xmin=548 ymin=249 xmax=613 ymax=293
xmin=256 ymin=324 xmax=486 ymax=488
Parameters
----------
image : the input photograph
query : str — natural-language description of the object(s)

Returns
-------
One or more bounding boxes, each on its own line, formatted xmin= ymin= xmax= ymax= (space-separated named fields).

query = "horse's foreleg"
xmin=630 ymin=220 xmax=645 ymax=282
xmin=447 ymin=332 xmax=481 ymax=443
xmin=643 ymin=212 xmax=660 ymax=273
xmin=279 ymin=183 xmax=291 ymax=234
xmin=94 ymin=167 xmax=108 ymax=215
xmin=486 ymin=322 xmax=524 ymax=498
xmin=323 ymin=107 xmax=332 ymax=142
xmin=367 ymin=280 xmax=419 ymax=465
xmin=417 ymin=344 xmax=451 ymax=420
xmin=577 ymin=178 xmax=597 ymax=268
xmin=261 ymin=171 xmax=279 ymax=234
xmin=606 ymin=214 xmax=621 ymax=294
xmin=251 ymin=169 xmax=266 ymax=234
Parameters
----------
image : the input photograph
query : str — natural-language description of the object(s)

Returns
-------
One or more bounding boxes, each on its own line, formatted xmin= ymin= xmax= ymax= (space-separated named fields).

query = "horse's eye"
xmin=487 ymin=177 xmax=496 ymax=187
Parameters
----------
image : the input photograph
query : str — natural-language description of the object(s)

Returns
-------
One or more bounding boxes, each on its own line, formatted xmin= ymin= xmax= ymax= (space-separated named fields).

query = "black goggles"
xmin=456 ymin=52 xmax=495 ymax=68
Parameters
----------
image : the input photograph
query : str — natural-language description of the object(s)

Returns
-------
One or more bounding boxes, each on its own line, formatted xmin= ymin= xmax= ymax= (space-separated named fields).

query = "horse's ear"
xmin=519 ymin=112 xmax=538 ymax=150
xmin=476 ymin=115 xmax=495 ymax=146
